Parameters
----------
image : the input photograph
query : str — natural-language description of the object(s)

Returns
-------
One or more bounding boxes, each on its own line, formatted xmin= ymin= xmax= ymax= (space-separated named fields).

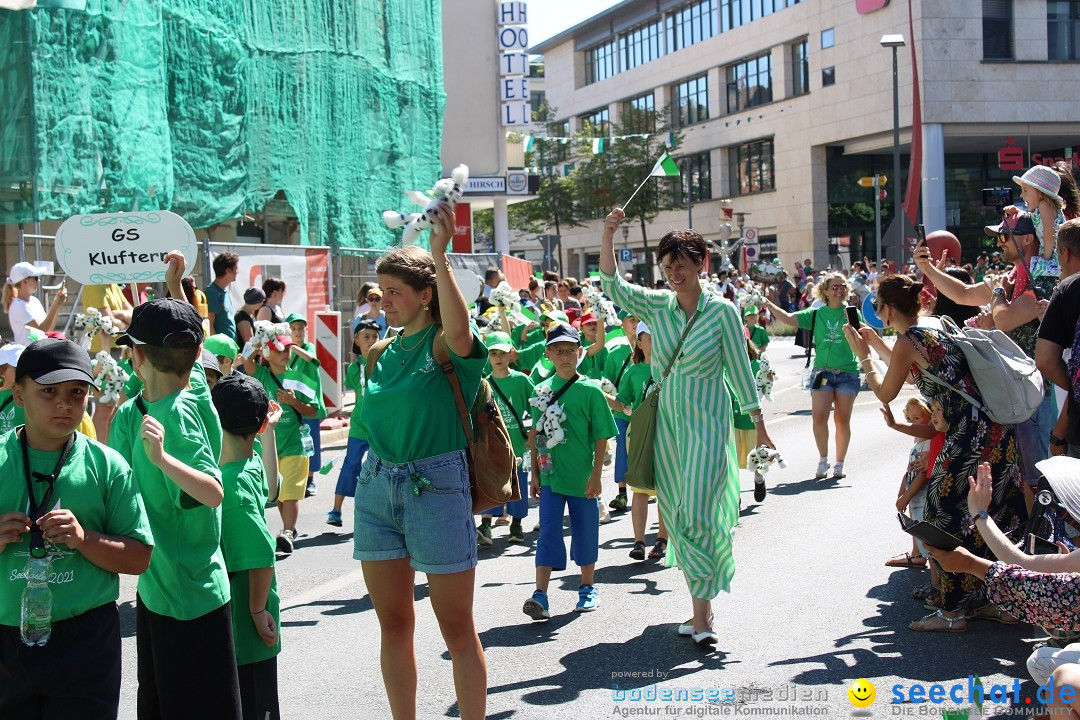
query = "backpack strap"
xmin=363 ymin=337 xmax=396 ymax=385
xmin=614 ymin=352 xmax=633 ymax=389
xmin=432 ymin=329 xmax=475 ymax=445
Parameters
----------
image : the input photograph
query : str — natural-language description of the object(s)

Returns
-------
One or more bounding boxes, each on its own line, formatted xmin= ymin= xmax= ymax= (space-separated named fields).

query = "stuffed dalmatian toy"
xmin=73 ymin=307 xmax=122 ymax=350
xmin=242 ymin=320 xmax=290 ymax=360
xmin=599 ymin=378 xmax=617 ymax=397
xmin=746 ymin=445 xmax=786 ymax=476
xmin=743 ymin=284 xmax=766 ymax=309
xmin=755 ymin=354 xmax=777 ymax=401
xmin=383 ymin=164 xmax=470 ymax=245
xmin=581 ymin=284 xmax=616 ymax=327
xmin=489 ymin=281 xmax=531 ymax=327
xmin=91 ymin=351 xmax=129 ymax=406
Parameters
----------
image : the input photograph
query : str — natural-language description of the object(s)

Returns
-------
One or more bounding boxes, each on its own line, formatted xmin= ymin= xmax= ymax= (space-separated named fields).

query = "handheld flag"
xmin=623 ymin=154 xmax=681 ymax=211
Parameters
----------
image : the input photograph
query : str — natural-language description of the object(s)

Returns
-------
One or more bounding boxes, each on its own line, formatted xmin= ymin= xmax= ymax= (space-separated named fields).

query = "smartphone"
xmin=915 ymin=224 xmax=927 ymax=247
xmin=846 ymin=305 xmax=861 ymax=329
xmin=1028 ymin=533 xmax=1059 ymax=555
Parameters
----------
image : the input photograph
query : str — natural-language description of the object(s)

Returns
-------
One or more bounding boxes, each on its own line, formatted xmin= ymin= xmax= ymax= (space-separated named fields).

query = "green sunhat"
xmin=484 ymin=332 xmax=513 ymax=353
xmin=540 ymin=309 xmax=569 ymax=325
xmin=204 ymin=333 xmax=240 ymax=358
xmin=742 ymin=305 xmax=760 ymax=316
xmin=285 ymin=312 xmax=306 ymax=325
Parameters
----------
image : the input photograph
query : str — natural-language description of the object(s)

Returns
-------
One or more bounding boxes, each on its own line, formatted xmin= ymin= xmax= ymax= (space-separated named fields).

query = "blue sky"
xmin=528 ymin=0 xmax=622 ymax=46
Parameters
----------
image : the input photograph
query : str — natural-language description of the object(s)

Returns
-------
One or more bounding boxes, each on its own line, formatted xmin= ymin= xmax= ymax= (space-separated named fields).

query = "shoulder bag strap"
xmin=433 ymin=329 xmax=475 ymax=446
xmin=614 ymin=352 xmax=633 ymax=388
xmin=266 ymin=368 xmax=305 ymax=423
xmin=658 ymin=309 xmax=702 ymax=388
xmin=804 ymin=309 xmax=818 ymax=368
xmin=135 ymin=394 xmax=148 ymax=416
xmin=364 ymin=338 xmax=395 ymax=384
xmin=490 ymin=378 xmax=528 ymax=440
xmin=548 ymin=373 xmax=579 ymax=403
xmin=0 ymin=396 xmax=12 ymax=413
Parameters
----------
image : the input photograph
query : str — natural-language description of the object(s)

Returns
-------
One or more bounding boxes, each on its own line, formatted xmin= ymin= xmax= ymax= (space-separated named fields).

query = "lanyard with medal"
xmin=19 ymin=428 xmax=75 ymax=647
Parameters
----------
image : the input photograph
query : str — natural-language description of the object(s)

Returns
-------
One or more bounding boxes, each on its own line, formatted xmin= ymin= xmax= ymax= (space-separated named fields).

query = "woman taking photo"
xmin=355 ymin=203 xmax=487 ymax=718
xmin=764 ymin=272 xmax=860 ymax=479
xmin=844 ymin=274 xmax=1026 ymax=633
xmin=4 ymin=262 xmax=66 ymax=346
xmin=598 ymin=207 xmax=776 ymax=646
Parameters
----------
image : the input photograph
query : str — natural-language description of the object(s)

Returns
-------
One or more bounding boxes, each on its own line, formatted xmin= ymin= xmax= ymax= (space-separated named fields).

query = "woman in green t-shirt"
xmin=765 ymin=271 xmax=861 ymax=480
xmin=355 ymin=203 xmax=488 ymax=720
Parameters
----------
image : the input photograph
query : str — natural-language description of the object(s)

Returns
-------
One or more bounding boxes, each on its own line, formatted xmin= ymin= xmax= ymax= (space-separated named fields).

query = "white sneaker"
xmin=276 ymin=529 xmax=294 ymax=555
xmin=814 ymin=460 xmax=829 ymax=479
xmin=599 ymin=506 xmax=611 ymax=524
xmin=832 ymin=463 xmax=846 ymax=479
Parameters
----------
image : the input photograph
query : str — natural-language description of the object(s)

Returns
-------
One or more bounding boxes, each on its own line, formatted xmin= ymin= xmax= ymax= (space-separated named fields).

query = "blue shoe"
xmin=326 ymin=509 xmax=342 ymax=527
xmin=576 ymin=584 xmax=600 ymax=612
xmin=523 ymin=590 xmax=550 ymax=621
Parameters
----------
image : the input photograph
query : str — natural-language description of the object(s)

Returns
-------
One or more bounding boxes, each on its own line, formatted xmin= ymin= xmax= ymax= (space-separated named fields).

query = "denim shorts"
xmin=812 ymin=370 xmax=861 ymax=397
xmin=352 ymin=449 xmax=477 ymax=574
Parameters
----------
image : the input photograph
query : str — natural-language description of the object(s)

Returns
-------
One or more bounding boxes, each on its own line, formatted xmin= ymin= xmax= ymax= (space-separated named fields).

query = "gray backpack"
xmin=919 ymin=316 xmax=1044 ymax=426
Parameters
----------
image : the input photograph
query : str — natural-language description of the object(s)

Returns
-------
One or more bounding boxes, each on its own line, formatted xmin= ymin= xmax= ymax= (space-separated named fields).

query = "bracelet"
xmin=750 ymin=414 xmax=764 ymax=424
xmin=859 ymin=358 xmax=874 ymax=367
xmin=968 ymin=510 xmax=988 ymax=531
xmin=251 ymin=609 xmax=266 ymax=615
xmin=1050 ymin=434 xmax=1068 ymax=447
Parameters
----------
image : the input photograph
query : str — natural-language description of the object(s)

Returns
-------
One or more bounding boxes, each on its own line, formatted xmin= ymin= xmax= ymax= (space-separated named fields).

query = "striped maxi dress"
xmin=600 ymin=271 xmax=759 ymax=598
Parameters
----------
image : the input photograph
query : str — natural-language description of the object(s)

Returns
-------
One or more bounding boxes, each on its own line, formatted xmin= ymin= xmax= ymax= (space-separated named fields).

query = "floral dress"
xmin=985 ymin=562 xmax=1080 ymax=632
xmin=906 ymin=325 xmax=1027 ymax=612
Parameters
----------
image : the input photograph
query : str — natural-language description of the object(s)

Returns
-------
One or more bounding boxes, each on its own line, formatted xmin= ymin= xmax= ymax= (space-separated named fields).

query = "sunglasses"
xmin=828 ymin=285 xmax=846 ymax=291
xmin=367 ymin=295 xmax=381 ymax=301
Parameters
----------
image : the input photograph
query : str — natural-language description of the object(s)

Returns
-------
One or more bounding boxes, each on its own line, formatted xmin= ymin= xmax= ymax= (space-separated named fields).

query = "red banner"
xmin=452 ymin=202 xmax=473 ymax=254
xmin=501 ymin=254 xmax=533 ymax=291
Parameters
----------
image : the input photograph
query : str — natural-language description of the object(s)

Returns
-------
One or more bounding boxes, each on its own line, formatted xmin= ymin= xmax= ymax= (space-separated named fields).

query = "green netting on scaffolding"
xmin=0 ymin=0 xmax=445 ymax=249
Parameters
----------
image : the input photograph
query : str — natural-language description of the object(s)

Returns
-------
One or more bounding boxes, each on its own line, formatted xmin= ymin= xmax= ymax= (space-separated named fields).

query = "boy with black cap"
xmin=212 ymin=373 xmax=282 ymax=720
xmin=523 ymin=323 xmax=617 ymax=621
xmin=107 ymin=297 xmax=242 ymax=719
xmin=0 ymin=338 xmax=153 ymax=718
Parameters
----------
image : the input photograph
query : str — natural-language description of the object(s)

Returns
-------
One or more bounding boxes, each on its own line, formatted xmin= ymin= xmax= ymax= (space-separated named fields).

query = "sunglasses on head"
xmin=367 ymin=295 xmax=381 ymax=301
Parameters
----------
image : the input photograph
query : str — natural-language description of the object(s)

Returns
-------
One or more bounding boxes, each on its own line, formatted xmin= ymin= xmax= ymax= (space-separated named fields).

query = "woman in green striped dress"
xmin=599 ymin=208 xmax=777 ymax=645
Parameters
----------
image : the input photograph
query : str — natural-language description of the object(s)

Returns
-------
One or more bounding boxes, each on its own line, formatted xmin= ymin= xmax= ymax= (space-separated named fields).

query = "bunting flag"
xmin=591 ymin=138 xmax=605 ymax=154
xmin=525 ymin=135 xmax=535 ymax=152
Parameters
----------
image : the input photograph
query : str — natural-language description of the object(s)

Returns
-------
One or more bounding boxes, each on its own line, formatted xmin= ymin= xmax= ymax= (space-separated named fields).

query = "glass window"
xmin=579 ymin=108 xmax=610 ymax=136
xmin=1048 ymin=0 xmax=1080 ymax=60
xmin=620 ymin=19 xmax=665 ymax=70
xmin=791 ymin=40 xmax=809 ymax=96
xmin=821 ymin=27 xmax=835 ymax=49
xmin=584 ymin=39 xmax=618 ymax=85
xmin=672 ymin=75 xmax=709 ymax=128
xmin=671 ymin=152 xmax=712 ymax=204
xmin=624 ymin=93 xmax=657 ymax=132
xmin=666 ymin=0 xmax=717 ymax=53
xmin=726 ymin=53 xmax=773 ymax=113
xmin=721 ymin=0 xmax=800 ymax=32
xmin=983 ymin=0 xmax=1013 ymax=59
xmin=729 ymin=138 xmax=775 ymax=194
xmin=822 ymin=66 xmax=836 ymax=86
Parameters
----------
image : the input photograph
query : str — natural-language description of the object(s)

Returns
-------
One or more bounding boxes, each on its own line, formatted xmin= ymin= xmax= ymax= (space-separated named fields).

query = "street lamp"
xmin=880 ymin=33 xmax=905 ymax=268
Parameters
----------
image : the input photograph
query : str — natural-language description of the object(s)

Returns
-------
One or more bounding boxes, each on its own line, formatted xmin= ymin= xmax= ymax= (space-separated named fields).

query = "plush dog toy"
xmin=383 ymin=164 xmax=470 ymax=245
xmin=91 ymin=351 xmax=129 ymax=405
xmin=74 ymin=307 xmax=121 ymax=349
xmin=600 ymin=378 xmax=617 ymax=397
xmin=755 ymin=354 xmax=777 ymax=401
xmin=742 ymin=284 xmax=766 ymax=308
xmin=581 ymin=284 xmax=616 ymax=326
xmin=242 ymin=320 xmax=290 ymax=359
xmin=746 ymin=445 xmax=786 ymax=476
xmin=489 ymin=281 xmax=531 ymax=327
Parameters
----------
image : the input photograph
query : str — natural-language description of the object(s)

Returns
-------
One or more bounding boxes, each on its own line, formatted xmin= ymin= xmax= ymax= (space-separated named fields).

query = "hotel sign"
xmin=498 ymin=2 xmax=531 ymax=126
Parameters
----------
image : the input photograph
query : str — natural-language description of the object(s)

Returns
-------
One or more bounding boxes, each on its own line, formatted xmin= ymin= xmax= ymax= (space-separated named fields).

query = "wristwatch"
xmin=968 ymin=510 xmax=989 ymax=531
xmin=1051 ymin=434 xmax=1068 ymax=447
xmin=991 ymin=286 xmax=1006 ymax=301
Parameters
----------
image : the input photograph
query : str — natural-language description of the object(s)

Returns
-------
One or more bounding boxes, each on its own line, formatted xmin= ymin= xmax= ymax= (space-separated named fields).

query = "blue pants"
xmin=335 ymin=437 xmax=370 ymax=497
xmin=485 ymin=466 xmax=529 ymax=519
xmin=1016 ymin=390 xmax=1054 ymax=487
xmin=303 ymin=417 xmax=322 ymax=476
xmin=535 ymin=486 xmax=599 ymax=571
xmin=613 ymin=418 xmax=629 ymax=484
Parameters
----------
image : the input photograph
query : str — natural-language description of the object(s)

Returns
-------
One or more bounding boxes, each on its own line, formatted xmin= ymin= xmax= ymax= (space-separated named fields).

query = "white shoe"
xmin=814 ymin=460 xmax=829 ymax=479
xmin=599 ymin=506 xmax=611 ymax=524
xmin=692 ymin=630 xmax=718 ymax=646
xmin=832 ymin=463 xmax=846 ymax=479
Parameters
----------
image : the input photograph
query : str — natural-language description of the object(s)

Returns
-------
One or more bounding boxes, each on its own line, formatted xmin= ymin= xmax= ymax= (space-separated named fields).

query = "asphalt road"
xmin=114 ymin=336 xmax=1045 ymax=719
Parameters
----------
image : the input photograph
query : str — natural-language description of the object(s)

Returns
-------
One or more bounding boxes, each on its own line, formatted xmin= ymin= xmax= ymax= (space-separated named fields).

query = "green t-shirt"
xmin=344 ymin=360 xmax=368 ymax=441
xmin=602 ymin=343 xmax=634 ymax=419
xmin=749 ymin=325 xmax=769 ymax=352
xmin=528 ymin=374 xmax=617 ymax=497
xmin=579 ymin=342 xmax=608 ymax=381
xmin=795 ymin=306 xmax=861 ymax=374
xmin=123 ymin=363 xmax=221 ymax=461
xmin=108 ymin=390 xmax=229 ymax=620
xmin=514 ymin=340 xmax=546 ymax=374
xmin=362 ymin=325 xmax=488 ymax=463
xmin=250 ymin=364 xmax=317 ymax=458
xmin=512 ymin=325 xmax=546 ymax=350
xmin=615 ymin=362 xmax=652 ymax=413
xmin=0 ymin=431 xmax=153 ymax=627
xmin=220 ymin=455 xmax=280 ymax=665
xmin=289 ymin=342 xmax=326 ymax=420
xmin=0 ymin=389 xmax=24 ymax=435
xmin=489 ymin=371 xmax=534 ymax=457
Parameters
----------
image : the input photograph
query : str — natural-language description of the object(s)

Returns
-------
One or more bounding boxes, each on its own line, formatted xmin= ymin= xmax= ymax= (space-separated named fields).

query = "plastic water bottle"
xmin=21 ymin=555 xmax=52 ymax=647
xmin=299 ymin=424 xmax=315 ymax=457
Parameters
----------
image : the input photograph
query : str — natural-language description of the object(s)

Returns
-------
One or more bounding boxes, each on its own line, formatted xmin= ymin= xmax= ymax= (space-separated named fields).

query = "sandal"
xmin=967 ymin=604 xmax=1019 ymax=625
xmin=912 ymin=583 xmax=940 ymax=601
xmin=494 ymin=516 xmax=511 ymax=526
xmin=909 ymin=609 xmax=966 ymax=633
xmin=885 ymin=552 xmax=927 ymax=568
xmin=629 ymin=540 xmax=646 ymax=561
xmin=648 ymin=537 xmax=668 ymax=559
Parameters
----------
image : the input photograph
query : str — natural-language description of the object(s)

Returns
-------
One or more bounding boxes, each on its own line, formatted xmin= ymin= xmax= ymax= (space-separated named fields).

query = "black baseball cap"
xmin=243 ymin=287 xmax=266 ymax=305
xmin=211 ymin=373 xmax=269 ymax=436
xmin=984 ymin=211 xmax=1037 ymax=238
xmin=116 ymin=298 xmax=203 ymax=348
xmin=546 ymin=322 xmax=581 ymax=346
xmin=16 ymin=338 xmax=99 ymax=388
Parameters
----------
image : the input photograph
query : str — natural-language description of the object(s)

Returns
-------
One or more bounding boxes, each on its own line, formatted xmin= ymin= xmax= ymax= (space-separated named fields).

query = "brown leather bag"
xmin=366 ymin=328 xmax=519 ymax=514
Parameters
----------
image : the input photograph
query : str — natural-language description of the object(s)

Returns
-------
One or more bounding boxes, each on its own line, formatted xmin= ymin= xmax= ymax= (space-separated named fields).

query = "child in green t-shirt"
xmin=0 ymin=338 xmax=152 ymax=717
xmin=478 ymin=332 xmax=534 ymax=545
xmin=212 ymin=373 xmax=283 ymax=720
xmin=286 ymin=313 xmax=325 ymax=499
xmin=0 ymin=342 xmax=25 ymax=434
xmin=328 ymin=318 xmax=380 ymax=527
xmin=600 ymin=310 xmax=639 ymax=514
xmin=242 ymin=333 xmax=321 ymax=557
xmin=107 ymin=297 xmax=241 ymax=718
xmin=523 ymin=323 xmax=617 ymax=621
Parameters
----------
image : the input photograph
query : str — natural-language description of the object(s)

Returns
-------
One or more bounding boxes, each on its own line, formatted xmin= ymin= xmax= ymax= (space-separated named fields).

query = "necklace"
xmin=397 ymin=323 xmax=436 ymax=366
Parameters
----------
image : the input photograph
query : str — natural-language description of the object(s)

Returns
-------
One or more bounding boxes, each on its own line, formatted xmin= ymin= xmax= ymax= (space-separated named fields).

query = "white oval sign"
xmin=55 ymin=211 xmax=197 ymax=286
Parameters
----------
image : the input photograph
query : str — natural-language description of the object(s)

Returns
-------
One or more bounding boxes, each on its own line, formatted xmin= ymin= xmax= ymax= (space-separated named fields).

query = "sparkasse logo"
xmin=856 ymin=0 xmax=890 ymax=13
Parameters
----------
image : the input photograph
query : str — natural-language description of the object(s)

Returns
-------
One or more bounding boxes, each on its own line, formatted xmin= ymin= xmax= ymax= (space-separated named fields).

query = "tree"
xmin=571 ymin=104 xmax=683 ymax=272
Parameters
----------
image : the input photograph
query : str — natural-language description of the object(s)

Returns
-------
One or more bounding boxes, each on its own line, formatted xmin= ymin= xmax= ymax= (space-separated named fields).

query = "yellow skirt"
xmin=733 ymin=428 xmax=756 ymax=470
